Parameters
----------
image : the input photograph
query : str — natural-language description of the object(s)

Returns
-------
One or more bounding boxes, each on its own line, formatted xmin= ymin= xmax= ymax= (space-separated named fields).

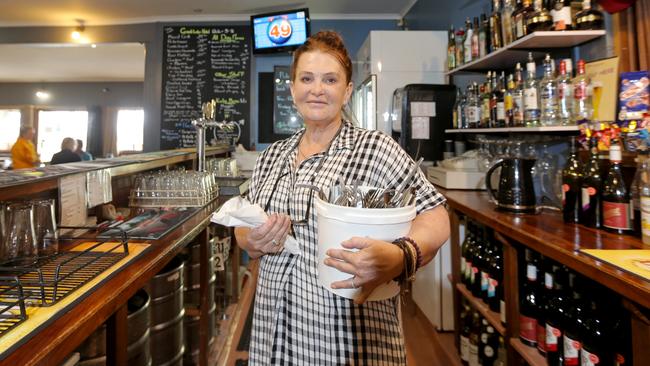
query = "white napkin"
xmin=211 ymin=196 xmax=301 ymax=255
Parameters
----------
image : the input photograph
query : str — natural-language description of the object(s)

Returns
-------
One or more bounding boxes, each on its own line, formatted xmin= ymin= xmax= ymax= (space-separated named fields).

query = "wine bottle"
xmin=480 ymin=228 xmax=494 ymax=301
xmin=562 ymin=138 xmax=583 ymax=223
xmin=580 ymin=292 xmax=614 ymax=366
xmin=602 ymin=141 xmax=633 ymax=234
xmin=480 ymin=320 xmax=498 ymax=366
xmin=579 ymin=136 xmax=602 ymax=228
xmin=545 ymin=265 xmax=568 ymax=366
xmin=631 ymin=149 xmax=649 ymax=236
xmin=472 ymin=226 xmax=487 ymax=297
xmin=487 ymin=242 xmax=503 ymax=313
xmin=461 ymin=220 xmax=473 ymax=285
xmin=612 ymin=307 xmax=632 ymax=366
xmin=563 ymin=272 xmax=585 ymax=366
xmin=536 ymin=256 xmax=549 ymax=355
xmin=460 ymin=304 xmax=472 ymax=365
xmin=519 ymin=249 xmax=539 ymax=347
xmin=469 ymin=311 xmax=482 ymax=366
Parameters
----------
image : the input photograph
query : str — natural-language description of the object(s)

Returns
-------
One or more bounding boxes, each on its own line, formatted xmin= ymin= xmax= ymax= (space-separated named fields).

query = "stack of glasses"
xmin=129 ymin=170 xmax=219 ymax=208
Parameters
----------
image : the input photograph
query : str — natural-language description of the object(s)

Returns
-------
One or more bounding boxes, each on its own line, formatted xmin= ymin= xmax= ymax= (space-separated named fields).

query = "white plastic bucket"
xmin=315 ymin=188 xmax=416 ymax=301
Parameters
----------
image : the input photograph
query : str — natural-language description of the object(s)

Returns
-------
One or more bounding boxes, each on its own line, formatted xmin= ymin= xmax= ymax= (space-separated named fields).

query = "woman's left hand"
xmin=324 ymin=237 xmax=404 ymax=304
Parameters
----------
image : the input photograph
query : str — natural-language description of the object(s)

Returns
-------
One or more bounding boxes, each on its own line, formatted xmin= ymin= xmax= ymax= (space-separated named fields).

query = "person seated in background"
xmin=75 ymin=139 xmax=93 ymax=161
xmin=50 ymin=137 xmax=82 ymax=165
xmin=10 ymin=126 xmax=40 ymax=169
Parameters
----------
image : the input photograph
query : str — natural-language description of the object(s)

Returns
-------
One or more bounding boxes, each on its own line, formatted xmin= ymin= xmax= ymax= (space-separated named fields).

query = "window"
xmin=0 ymin=109 xmax=21 ymax=151
xmin=116 ymin=109 xmax=144 ymax=154
xmin=37 ymin=110 xmax=88 ymax=162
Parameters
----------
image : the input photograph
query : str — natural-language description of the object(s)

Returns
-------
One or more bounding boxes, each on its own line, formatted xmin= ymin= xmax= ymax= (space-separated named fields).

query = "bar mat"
xmin=236 ymin=296 xmax=255 ymax=352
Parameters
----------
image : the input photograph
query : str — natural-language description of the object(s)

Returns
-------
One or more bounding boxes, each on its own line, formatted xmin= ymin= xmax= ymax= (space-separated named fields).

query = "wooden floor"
xmin=214 ymin=263 xmax=461 ymax=366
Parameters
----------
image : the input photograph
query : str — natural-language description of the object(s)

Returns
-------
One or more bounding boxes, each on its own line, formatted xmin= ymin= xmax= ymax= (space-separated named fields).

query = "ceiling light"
xmin=35 ymin=91 xmax=50 ymax=100
xmin=91 ymin=44 xmax=97 ymax=48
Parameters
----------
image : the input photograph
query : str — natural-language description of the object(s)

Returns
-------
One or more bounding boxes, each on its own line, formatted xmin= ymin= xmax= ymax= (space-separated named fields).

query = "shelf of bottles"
xmin=447 ymin=30 xmax=605 ymax=75
xmin=458 ymin=298 xmax=508 ymax=366
xmin=445 ymin=126 xmax=579 ymax=133
xmin=456 ymin=282 xmax=507 ymax=336
xmin=516 ymin=247 xmax=632 ymax=366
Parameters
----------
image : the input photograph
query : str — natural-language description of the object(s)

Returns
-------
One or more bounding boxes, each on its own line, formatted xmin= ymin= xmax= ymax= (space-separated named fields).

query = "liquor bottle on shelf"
xmin=540 ymin=54 xmax=560 ymax=126
xmin=579 ymin=136 xmax=602 ymax=228
xmin=459 ymin=86 xmax=469 ymax=128
xmin=562 ymin=138 xmax=583 ymax=223
xmin=572 ymin=59 xmax=592 ymax=124
xmin=456 ymin=28 xmax=466 ymax=67
xmin=490 ymin=0 xmax=503 ymax=52
xmin=480 ymin=13 xmax=489 ymax=58
xmin=513 ymin=0 xmax=534 ymax=39
xmin=524 ymin=53 xmax=541 ymax=127
xmin=580 ymin=291 xmax=614 ymax=366
xmin=536 ymin=256 xmax=550 ymax=355
xmin=640 ymin=153 xmax=650 ymax=244
xmin=519 ymin=248 xmax=539 ymax=347
xmin=602 ymin=140 xmax=633 ymax=234
xmin=464 ymin=18 xmax=474 ymax=64
xmin=448 ymin=25 xmax=456 ymax=70
xmin=563 ymin=272 xmax=585 ymax=366
xmin=490 ymin=72 xmax=506 ymax=128
xmin=557 ymin=59 xmax=573 ymax=126
xmin=505 ymin=74 xmax=515 ymax=127
xmin=487 ymin=240 xmax=503 ymax=315
xmin=453 ymin=87 xmax=461 ymax=128
xmin=469 ymin=311 xmax=482 ymax=366
xmin=526 ymin=0 xmax=554 ymax=32
xmin=472 ymin=17 xmax=481 ymax=60
xmin=481 ymin=73 xmax=492 ymax=128
xmin=545 ymin=265 xmax=568 ymax=366
xmin=467 ymin=83 xmax=481 ymax=129
xmin=462 ymin=220 xmax=476 ymax=285
xmin=480 ymin=229 xmax=494 ymax=301
xmin=513 ymin=62 xmax=525 ymax=126
xmin=631 ymin=149 xmax=649 ymax=236
xmin=574 ymin=0 xmax=605 ymax=30
xmin=460 ymin=304 xmax=472 ymax=365
xmin=480 ymin=320 xmax=498 ymax=366
xmin=501 ymin=0 xmax=515 ymax=46
xmin=611 ymin=306 xmax=632 ymax=366
xmin=471 ymin=226 xmax=487 ymax=297
xmin=551 ymin=0 xmax=573 ymax=30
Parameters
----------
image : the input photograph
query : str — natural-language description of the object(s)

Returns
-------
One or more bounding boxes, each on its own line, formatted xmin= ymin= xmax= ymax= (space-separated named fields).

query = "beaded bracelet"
xmin=400 ymin=237 xmax=423 ymax=271
xmin=391 ymin=237 xmax=422 ymax=285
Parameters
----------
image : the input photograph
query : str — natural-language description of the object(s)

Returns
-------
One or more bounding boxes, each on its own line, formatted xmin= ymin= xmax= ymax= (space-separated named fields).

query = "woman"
xmin=234 ymin=30 xmax=449 ymax=364
xmin=50 ymin=137 xmax=81 ymax=165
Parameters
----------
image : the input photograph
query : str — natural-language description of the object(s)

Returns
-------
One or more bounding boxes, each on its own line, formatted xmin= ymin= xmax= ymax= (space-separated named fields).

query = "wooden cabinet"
xmin=443 ymin=188 xmax=650 ymax=366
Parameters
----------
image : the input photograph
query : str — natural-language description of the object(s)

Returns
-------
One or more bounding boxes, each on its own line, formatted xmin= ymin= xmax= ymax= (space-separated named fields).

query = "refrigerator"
xmin=352 ymin=31 xmax=448 ymax=133
xmin=390 ymin=84 xmax=456 ymax=162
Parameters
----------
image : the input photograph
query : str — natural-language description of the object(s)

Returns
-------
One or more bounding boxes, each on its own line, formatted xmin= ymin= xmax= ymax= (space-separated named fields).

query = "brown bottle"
xmin=574 ymin=0 xmax=605 ymax=30
xmin=602 ymin=141 xmax=633 ymax=234
xmin=513 ymin=0 xmax=535 ymax=39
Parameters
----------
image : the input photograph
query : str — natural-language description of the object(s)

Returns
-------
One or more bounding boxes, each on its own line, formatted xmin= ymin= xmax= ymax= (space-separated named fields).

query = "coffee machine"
xmin=390 ymin=84 xmax=456 ymax=161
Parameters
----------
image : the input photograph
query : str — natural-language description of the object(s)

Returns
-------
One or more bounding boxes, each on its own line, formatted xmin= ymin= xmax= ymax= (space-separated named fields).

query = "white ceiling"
xmin=0 ymin=0 xmax=417 ymax=26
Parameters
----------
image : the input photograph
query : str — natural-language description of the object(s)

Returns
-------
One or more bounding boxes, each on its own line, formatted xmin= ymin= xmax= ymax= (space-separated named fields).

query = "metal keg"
xmin=147 ymin=256 xmax=185 ymax=366
xmin=77 ymin=289 xmax=152 ymax=366
xmin=182 ymin=241 xmax=216 ymax=306
xmin=182 ymin=303 xmax=216 ymax=365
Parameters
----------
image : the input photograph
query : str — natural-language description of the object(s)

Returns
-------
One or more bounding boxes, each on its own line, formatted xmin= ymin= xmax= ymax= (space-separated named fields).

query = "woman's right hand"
xmin=239 ymin=213 xmax=291 ymax=258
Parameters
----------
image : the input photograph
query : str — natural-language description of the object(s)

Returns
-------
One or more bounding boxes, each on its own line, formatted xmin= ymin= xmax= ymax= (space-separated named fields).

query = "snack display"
xmin=618 ymin=71 xmax=650 ymax=122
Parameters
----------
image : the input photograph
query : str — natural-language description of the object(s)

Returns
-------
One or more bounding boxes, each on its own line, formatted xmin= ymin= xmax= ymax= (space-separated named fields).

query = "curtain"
xmin=612 ymin=0 xmax=650 ymax=71
xmin=101 ymin=107 xmax=119 ymax=158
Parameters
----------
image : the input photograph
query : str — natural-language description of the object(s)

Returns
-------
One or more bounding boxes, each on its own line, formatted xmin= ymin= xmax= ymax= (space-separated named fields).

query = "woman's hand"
xmin=241 ymin=213 xmax=292 ymax=258
xmin=324 ymin=237 xmax=404 ymax=304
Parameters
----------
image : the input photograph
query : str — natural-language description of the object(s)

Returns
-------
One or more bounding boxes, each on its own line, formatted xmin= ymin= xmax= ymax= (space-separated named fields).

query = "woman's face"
xmin=291 ymin=50 xmax=352 ymax=126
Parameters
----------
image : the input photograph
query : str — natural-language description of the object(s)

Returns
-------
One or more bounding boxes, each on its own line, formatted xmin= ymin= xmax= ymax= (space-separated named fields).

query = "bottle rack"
xmin=447 ymin=30 xmax=606 ymax=75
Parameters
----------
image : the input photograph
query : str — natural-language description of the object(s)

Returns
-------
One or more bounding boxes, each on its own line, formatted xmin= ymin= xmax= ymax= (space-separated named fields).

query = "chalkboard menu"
xmin=161 ymin=26 xmax=251 ymax=149
xmin=273 ymin=66 xmax=303 ymax=134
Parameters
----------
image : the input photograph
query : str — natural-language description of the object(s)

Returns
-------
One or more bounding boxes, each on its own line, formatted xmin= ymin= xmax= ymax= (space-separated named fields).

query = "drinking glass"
xmin=537 ymin=144 xmax=562 ymax=208
xmin=2 ymin=202 xmax=37 ymax=265
xmin=0 ymin=202 xmax=6 ymax=250
xmin=33 ymin=199 xmax=58 ymax=257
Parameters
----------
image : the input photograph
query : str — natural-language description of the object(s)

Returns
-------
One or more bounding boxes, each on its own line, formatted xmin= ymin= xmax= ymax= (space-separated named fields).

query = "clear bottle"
xmin=480 ymin=14 xmax=489 ymax=58
xmin=557 ymin=59 xmax=573 ymax=126
xmin=574 ymin=0 xmax=605 ymax=30
xmin=464 ymin=18 xmax=474 ymax=64
xmin=490 ymin=0 xmax=503 ymax=52
xmin=524 ymin=53 xmax=541 ymax=127
xmin=448 ymin=24 xmax=456 ymax=70
xmin=551 ymin=0 xmax=573 ymax=31
xmin=526 ymin=0 xmax=554 ymax=32
xmin=572 ymin=59 xmax=592 ymax=124
xmin=459 ymin=86 xmax=469 ymax=129
xmin=540 ymin=54 xmax=560 ymax=126
xmin=453 ymin=87 xmax=462 ymax=128
xmin=513 ymin=63 xmax=525 ymax=126
xmin=501 ymin=0 xmax=516 ymax=46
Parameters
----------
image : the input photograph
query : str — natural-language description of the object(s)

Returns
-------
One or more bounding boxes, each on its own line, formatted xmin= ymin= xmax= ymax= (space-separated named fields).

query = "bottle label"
xmin=536 ymin=323 xmax=547 ymax=353
xmin=544 ymin=272 xmax=553 ymax=289
xmin=460 ymin=335 xmax=470 ymax=361
xmin=481 ymin=271 xmax=489 ymax=291
xmin=481 ymin=333 xmax=488 ymax=344
xmin=469 ymin=343 xmax=480 ymax=366
xmin=484 ymin=345 xmax=495 ymax=358
xmin=488 ymin=278 xmax=498 ymax=298
xmin=515 ymin=15 xmax=525 ymax=38
xmin=466 ymin=261 xmax=473 ymax=280
xmin=526 ymin=264 xmax=537 ymax=281
xmin=563 ymin=335 xmax=581 ymax=366
xmin=545 ymin=323 xmax=562 ymax=351
xmin=582 ymin=187 xmax=597 ymax=210
xmin=500 ymin=300 xmax=506 ymax=324
xmin=514 ymin=94 xmax=524 ymax=122
xmin=461 ymin=257 xmax=467 ymax=277
xmin=519 ymin=315 xmax=537 ymax=344
xmin=524 ymin=88 xmax=538 ymax=109
xmin=641 ymin=196 xmax=650 ymax=239
xmin=497 ymin=102 xmax=506 ymax=120
xmin=541 ymin=86 xmax=558 ymax=106
xmin=581 ymin=348 xmax=600 ymax=366
xmin=552 ymin=7 xmax=572 ymax=30
xmin=575 ymin=83 xmax=587 ymax=101
xmin=468 ymin=106 xmax=480 ymax=123
xmin=615 ymin=353 xmax=626 ymax=366
xmin=559 ymin=82 xmax=573 ymax=99
xmin=603 ymin=201 xmax=632 ymax=230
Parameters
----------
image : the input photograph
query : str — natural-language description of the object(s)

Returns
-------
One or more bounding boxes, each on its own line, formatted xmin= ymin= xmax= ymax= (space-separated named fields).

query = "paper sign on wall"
xmin=410 ymin=102 xmax=436 ymax=117
xmin=585 ymin=56 xmax=619 ymax=122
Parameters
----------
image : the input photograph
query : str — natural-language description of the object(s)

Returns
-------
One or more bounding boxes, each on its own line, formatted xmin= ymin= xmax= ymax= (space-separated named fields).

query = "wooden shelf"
xmin=445 ymin=126 xmax=580 ymax=134
xmin=510 ymin=338 xmax=547 ymax=366
xmin=455 ymin=283 xmax=506 ymax=336
xmin=447 ymin=30 xmax=606 ymax=75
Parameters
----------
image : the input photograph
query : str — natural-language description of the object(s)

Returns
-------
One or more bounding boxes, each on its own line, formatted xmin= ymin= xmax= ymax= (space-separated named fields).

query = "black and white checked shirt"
xmin=248 ymin=121 xmax=446 ymax=365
